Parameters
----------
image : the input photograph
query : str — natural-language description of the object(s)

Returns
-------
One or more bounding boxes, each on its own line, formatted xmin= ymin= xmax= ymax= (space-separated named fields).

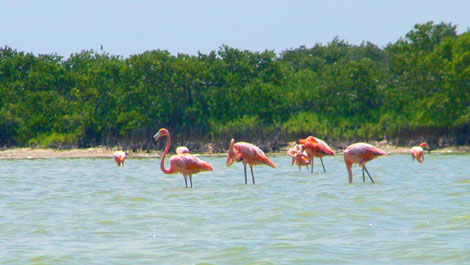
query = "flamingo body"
xmin=154 ymin=128 xmax=213 ymax=188
xmin=344 ymin=143 xmax=387 ymax=183
xmin=227 ymin=139 xmax=276 ymax=184
xmin=168 ymin=154 xmax=213 ymax=176
xmin=113 ymin=151 xmax=127 ymax=167
xmin=411 ymin=142 xmax=430 ymax=163
xmin=288 ymin=144 xmax=310 ymax=171
xmin=299 ymin=136 xmax=335 ymax=172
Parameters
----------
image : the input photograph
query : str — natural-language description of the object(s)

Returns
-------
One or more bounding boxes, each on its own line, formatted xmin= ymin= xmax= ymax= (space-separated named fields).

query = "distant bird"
xmin=344 ymin=143 xmax=387 ymax=183
xmin=113 ymin=151 xmax=127 ymax=167
xmin=153 ymin=128 xmax=213 ymax=188
xmin=411 ymin=142 xmax=430 ymax=163
xmin=299 ymin=136 xmax=336 ymax=173
xmin=176 ymin=146 xmax=190 ymax=155
xmin=287 ymin=144 xmax=311 ymax=172
xmin=226 ymin=139 xmax=277 ymax=184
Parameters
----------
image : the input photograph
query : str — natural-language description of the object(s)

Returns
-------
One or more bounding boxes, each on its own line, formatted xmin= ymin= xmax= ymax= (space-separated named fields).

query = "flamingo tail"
xmin=202 ymin=161 xmax=214 ymax=171
xmin=261 ymin=155 xmax=277 ymax=168
xmin=371 ymin=147 xmax=387 ymax=156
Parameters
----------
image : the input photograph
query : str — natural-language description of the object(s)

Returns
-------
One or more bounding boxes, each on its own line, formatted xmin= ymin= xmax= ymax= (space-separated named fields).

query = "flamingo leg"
xmin=189 ymin=175 xmax=193 ymax=188
xmin=310 ymin=158 xmax=314 ymax=173
xmin=250 ymin=165 xmax=255 ymax=184
xmin=244 ymin=164 xmax=248 ymax=184
xmin=183 ymin=175 xmax=188 ymax=188
xmin=362 ymin=165 xmax=365 ymax=183
xmin=363 ymin=165 xmax=374 ymax=183
xmin=320 ymin=157 xmax=326 ymax=173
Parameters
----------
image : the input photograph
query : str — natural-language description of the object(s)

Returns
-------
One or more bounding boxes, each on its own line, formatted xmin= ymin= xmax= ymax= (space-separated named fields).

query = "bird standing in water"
xmin=344 ymin=143 xmax=387 ymax=183
xmin=411 ymin=142 xmax=430 ymax=163
xmin=226 ymin=139 xmax=277 ymax=184
xmin=287 ymin=144 xmax=311 ymax=172
xmin=299 ymin=136 xmax=335 ymax=173
xmin=154 ymin=128 xmax=213 ymax=188
xmin=113 ymin=151 xmax=127 ymax=167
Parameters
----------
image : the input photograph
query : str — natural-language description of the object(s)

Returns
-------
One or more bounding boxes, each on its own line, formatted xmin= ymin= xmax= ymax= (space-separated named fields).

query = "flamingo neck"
xmin=160 ymin=133 xmax=174 ymax=174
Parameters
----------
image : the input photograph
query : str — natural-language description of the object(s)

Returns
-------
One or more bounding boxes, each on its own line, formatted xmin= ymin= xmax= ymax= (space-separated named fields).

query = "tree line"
xmin=1 ymin=22 xmax=469 ymax=152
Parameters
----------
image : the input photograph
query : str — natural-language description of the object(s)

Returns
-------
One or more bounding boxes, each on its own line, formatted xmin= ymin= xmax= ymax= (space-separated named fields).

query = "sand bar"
xmin=0 ymin=145 xmax=468 ymax=160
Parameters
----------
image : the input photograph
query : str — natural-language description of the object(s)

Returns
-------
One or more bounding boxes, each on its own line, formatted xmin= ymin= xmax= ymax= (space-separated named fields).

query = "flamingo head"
xmin=297 ymin=144 xmax=305 ymax=152
xmin=153 ymin=128 xmax=169 ymax=142
xmin=226 ymin=138 xmax=237 ymax=167
xmin=420 ymin=142 xmax=430 ymax=153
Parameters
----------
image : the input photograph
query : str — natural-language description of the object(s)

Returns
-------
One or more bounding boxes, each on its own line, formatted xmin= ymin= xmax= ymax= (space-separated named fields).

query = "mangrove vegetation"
xmin=1 ymin=22 xmax=469 ymax=152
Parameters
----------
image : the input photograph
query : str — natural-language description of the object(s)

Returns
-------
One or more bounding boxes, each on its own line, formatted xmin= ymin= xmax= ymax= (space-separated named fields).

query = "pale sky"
xmin=1 ymin=0 xmax=469 ymax=58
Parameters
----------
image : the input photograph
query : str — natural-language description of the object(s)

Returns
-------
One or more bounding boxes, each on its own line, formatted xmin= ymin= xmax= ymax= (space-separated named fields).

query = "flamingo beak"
xmin=153 ymin=131 xmax=161 ymax=141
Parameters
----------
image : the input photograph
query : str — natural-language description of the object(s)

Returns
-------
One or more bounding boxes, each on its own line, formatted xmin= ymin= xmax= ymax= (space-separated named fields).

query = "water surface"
xmin=1 ymin=154 xmax=469 ymax=264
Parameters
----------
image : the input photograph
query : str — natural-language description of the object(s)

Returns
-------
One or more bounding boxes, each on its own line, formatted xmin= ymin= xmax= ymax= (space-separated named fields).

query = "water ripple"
xmin=0 ymin=154 xmax=469 ymax=264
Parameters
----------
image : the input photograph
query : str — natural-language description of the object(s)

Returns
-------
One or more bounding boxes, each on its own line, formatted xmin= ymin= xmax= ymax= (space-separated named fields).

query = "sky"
xmin=1 ymin=0 xmax=469 ymax=58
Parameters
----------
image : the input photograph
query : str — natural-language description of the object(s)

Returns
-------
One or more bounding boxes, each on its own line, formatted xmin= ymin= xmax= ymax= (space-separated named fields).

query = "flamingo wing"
xmin=346 ymin=143 xmax=386 ymax=162
xmin=171 ymin=154 xmax=213 ymax=175
xmin=301 ymin=137 xmax=335 ymax=156
xmin=235 ymin=142 xmax=277 ymax=168
xmin=316 ymin=138 xmax=336 ymax=156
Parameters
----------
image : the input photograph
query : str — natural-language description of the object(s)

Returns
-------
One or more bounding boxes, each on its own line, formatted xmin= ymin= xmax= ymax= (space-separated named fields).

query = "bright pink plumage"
xmin=343 ymin=143 xmax=387 ymax=183
xmin=287 ymin=144 xmax=310 ymax=171
xmin=226 ymin=139 xmax=276 ymax=184
xmin=113 ymin=151 xmax=127 ymax=167
xmin=299 ymin=136 xmax=335 ymax=172
xmin=411 ymin=142 xmax=429 ymax=163
xmin=169 ymin=154 xmax=214 ymax=175
xmin=154 ymin=128 xmax=213 ymax=188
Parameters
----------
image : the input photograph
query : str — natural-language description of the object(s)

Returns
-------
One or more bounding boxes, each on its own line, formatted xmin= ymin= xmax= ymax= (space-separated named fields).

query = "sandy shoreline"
xmin=0 ymin=145 xmax=469 ymax=159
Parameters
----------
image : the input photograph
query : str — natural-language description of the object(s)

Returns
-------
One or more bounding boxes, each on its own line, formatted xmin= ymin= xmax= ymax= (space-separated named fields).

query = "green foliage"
xmin=28 ymin=132 xmax=77 ymax=149
xmin=0 ymin=21 xmax=469 ymax=150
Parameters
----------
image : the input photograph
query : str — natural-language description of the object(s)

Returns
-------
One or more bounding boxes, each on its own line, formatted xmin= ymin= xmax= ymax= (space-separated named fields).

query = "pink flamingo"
xmin=153 ymin=128 xmax=213 ymax=188
xmin=344 ymin=143 xmax=387 ymax=183
xmin=411 ymin=142 xmax=430 ymax=163
xmin=226 ymin=139 xmax=277 ymax=184
xmin=113 ymin=151 xmax=127 ymax=167
xmin=299 ymin=136 xmax=336 ymax=173
xmin=287 ymin=144 xmax=311 ymax=172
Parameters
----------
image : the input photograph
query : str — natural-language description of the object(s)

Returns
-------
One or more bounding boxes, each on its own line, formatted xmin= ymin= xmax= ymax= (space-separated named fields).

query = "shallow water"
xmin=1 ymin=154 xmax=469 ymax=264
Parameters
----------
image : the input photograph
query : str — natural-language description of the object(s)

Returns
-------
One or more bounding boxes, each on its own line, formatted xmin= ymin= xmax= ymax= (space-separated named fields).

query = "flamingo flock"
xmin=113 ymin=128 xmax=431 ymax=188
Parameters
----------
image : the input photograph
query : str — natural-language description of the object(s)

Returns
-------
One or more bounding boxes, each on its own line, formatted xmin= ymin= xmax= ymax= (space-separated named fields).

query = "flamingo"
xmin=226 ymin=139 xmax=277 ymax=184
xmin=176 ymin=146 xmax=190 ymax=155
xmin=344 ymin=143 xmax=387 ymax=183
xmin=411 ymin=142 xmax=430 ymax=163
xmin=287 ymin=144 xmax=311 ymax=172
xmin=153 ymin=128 xmax=213 ymax=188
xmin=299 ymin=136 xmax=336 ymax=173
xmin=113 ymin=151 xmax=127 ymax=167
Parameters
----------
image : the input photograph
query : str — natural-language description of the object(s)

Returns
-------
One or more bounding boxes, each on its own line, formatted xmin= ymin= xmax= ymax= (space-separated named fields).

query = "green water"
xmin=1 ymin=154 xmax=469 ymax=264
